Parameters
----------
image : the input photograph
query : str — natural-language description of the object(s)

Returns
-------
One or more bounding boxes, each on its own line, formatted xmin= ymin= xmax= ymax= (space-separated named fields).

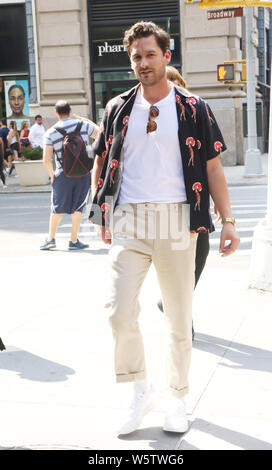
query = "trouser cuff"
xmin=170 ymin=385 xmax=189 ymax=398
xmin=116 ymin=370 xmax=146 ymax=383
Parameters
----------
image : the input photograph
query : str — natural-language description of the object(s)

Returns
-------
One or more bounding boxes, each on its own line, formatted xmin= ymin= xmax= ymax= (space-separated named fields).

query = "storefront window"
xmin=0 ymin=4 xmax=29 ymax=75
xmin=88 ymin=0 xmax=181 ymax=121
xmin=94 ymin=71 xmax=138 ymax=120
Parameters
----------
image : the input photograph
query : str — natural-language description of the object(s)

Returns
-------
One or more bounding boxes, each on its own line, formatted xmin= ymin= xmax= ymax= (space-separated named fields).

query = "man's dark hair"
xmin=35 ymin=114 xmax=42 ymax=120
xmin=0 ymin=118 xmax=7 ymax=126
xmin=55 ymin=100 xmax=71 ymax=116
xmin=8 ymin=84 xmax=25 ymax=97
xmin=123 ymin=21 xmax=170 ymax=57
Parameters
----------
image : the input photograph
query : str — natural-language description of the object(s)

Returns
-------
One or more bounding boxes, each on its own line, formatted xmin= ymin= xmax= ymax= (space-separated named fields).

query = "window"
xmin=0 ymin=4 xmax=29 ymax=75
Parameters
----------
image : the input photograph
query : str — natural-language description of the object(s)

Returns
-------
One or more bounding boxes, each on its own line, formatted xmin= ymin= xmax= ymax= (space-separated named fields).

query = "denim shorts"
xmin=51 ymin=171 xmax=91 ymax=214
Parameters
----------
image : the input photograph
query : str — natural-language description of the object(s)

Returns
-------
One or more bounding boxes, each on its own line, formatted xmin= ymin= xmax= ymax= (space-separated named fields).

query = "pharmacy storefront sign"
xmin=98 ymin=42 xmax=127 ymax=57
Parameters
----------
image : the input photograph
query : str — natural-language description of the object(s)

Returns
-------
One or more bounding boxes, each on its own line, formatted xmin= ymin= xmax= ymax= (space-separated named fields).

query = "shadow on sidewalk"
xmin=179 ymin=418 xmax=272 ymax=450
xmin=0 ymin=347 xmax=75 ymax=382
xmin=193 ymin=333 xmax=272 ymax=373
xmin=117 ymin=426 xmax=183 ymax=450
xmin=117 ymin=418 xmax=272 ymax=450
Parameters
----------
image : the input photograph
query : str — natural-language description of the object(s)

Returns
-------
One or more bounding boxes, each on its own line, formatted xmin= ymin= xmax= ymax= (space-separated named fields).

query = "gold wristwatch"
xmin=221 ymin=217 xmax=236 ymax=226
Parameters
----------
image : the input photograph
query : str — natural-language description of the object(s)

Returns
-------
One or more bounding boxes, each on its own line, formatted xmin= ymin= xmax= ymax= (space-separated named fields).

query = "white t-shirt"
xmin=29 ymin=122 xmax=46 ymax=148
xmin=118 ymin=86 xmax=186 ymax=205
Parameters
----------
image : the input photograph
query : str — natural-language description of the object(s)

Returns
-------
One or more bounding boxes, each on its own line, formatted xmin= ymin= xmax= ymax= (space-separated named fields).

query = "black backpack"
xmin=54 ymin=122 xmax=92 ymax=178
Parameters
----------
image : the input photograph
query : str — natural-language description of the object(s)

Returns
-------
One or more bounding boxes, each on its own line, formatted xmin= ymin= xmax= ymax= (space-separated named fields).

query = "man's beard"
xmin=135 ymin=66 xmax=166 ymax=87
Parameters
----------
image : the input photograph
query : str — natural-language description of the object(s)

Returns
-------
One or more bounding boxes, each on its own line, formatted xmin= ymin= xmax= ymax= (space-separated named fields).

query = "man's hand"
xmin=73 ymin=113 xmax=99 ymax=139
xmin=95 ymin=225 xmax=112 ymax=244
xmin=219 ymin=224 xmax=240 ymax=257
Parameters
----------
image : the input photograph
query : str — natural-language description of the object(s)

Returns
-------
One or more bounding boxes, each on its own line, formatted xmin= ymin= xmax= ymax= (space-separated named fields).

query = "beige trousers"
xmin=106 ymin=202 xmax=198 ymax=398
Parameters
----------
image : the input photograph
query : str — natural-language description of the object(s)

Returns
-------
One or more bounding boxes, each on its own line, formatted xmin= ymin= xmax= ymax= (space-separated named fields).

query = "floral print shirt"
xmin=89 ymin=84 xmax=226 ymax=233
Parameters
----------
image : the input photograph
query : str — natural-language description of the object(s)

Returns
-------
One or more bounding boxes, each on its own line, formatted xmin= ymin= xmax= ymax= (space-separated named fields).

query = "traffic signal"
xmin=241 ymin=62 xmax=247 ymax=82
xmin=217 ymin=63 xmax=235 ymax=81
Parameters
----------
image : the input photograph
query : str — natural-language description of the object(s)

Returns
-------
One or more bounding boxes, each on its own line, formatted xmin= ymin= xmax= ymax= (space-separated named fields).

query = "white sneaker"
xmin=163 ymin=396 xmax=189 ymax=433
xmin=116 ymin=383 xmax=156 ymax=435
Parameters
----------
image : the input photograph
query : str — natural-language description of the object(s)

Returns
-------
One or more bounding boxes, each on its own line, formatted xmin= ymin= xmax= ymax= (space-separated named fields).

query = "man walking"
xmin=41 ymin=100 xmax=98 ymax=251
xmin=90 ymin=22 xmax=240 ymax=434
xmin=29 ymin=115 xmax=45 ymax=149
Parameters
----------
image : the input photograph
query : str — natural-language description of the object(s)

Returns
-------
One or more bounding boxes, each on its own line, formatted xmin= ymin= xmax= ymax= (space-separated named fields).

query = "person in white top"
xmin=91 ymin=21 xmax=240 ymax=436
xmin=28 ymin=115 xmax=45 ymax=148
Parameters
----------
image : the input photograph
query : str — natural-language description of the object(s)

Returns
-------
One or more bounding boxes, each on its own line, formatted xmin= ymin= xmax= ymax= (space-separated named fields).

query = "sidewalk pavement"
xmin=0 ymin=153 xmax=268 ymax=194
xmin=0 ymin=239 xmax=271 ymax=450
xmin=0 ymin=154 xmax=271 ymax=450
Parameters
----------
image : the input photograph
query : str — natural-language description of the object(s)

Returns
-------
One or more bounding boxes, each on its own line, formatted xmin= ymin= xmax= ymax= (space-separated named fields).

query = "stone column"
xmin=34 ymin=0 xmax=92 ymax=127
xmin=180 ymin=1 xmax=260 ymax=166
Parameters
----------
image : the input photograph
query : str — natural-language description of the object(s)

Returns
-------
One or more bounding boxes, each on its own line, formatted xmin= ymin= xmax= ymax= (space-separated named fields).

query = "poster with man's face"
xmin=4 ymin=80 xmax=30 ymax=128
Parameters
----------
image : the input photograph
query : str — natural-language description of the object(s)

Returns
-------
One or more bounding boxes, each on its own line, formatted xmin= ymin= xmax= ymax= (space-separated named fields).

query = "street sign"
xmin=217 ymin=63 xmax=235 ymax=81
xmin=207 ymin=7 xmax=243 ymax=19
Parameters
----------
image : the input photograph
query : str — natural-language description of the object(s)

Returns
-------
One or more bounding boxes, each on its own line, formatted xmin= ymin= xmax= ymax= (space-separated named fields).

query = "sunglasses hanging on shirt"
xmin=146 ymin=105 xmax=159 ymax=134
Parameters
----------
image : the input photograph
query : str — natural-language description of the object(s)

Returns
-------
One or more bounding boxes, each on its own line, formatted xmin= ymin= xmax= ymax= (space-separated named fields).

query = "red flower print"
xmin=122 ymin=116 xmax=130 ymax=141
xmin=186 ymin=97 xmax=197 ymax=123
xmin=176 ymin=95 xmax=186 ymax=120
xmin=214 ymin=141 xmax=223 ymax=153
xmin=192 ymin=182 xmax=202 ymax=211
xmin=97 ymin=178 xmax=103 ymax=188
xmin=196 ymin=226 xmax=207 ymax=232
xmin=101 ymin=202 xmax=110 ymax=221
xmin=106 ymin=135 xmax=113 ymax=152
xmin=186 ymin=137 xmax=196 ymax=166
xmin=206 ymin=104 xmax=214 ymax=125
xmin=197 ymin=140 xmax=201 ymax=150
xmin=186 ymin=97 xmax=196 ymax=105
xmin=110 ymin=159 xmax=118 ymax=186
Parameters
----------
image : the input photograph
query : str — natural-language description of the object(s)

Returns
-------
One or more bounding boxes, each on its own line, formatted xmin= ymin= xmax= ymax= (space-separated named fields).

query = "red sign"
xmin=207 ymin=7 xmax=243 ymax=20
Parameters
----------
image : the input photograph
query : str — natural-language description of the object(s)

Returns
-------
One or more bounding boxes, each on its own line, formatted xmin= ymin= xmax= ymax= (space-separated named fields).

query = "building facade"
xmin=0 ymin=0 xmax=271 ymax=165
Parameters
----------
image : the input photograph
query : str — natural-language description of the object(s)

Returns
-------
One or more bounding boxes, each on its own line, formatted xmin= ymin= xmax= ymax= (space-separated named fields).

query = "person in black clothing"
xmin=0 ymin=136 xmax=7 ymax=188
xmin=0 ymin=337 xmax=6 ymax=351
xmin=157 ymin=66 xmax=213 ymax=340
xmin=0 ymin=119 xmax=10 ymax=160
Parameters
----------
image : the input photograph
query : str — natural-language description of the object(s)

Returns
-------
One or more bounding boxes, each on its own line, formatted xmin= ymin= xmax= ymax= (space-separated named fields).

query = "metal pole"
xmin=266 ymin=69 xmax=272 ymax=222
xmin=244 ymin=7 xmax=263 ymax=176
xmin=248 ymin=57 xmax=272 ymax=292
